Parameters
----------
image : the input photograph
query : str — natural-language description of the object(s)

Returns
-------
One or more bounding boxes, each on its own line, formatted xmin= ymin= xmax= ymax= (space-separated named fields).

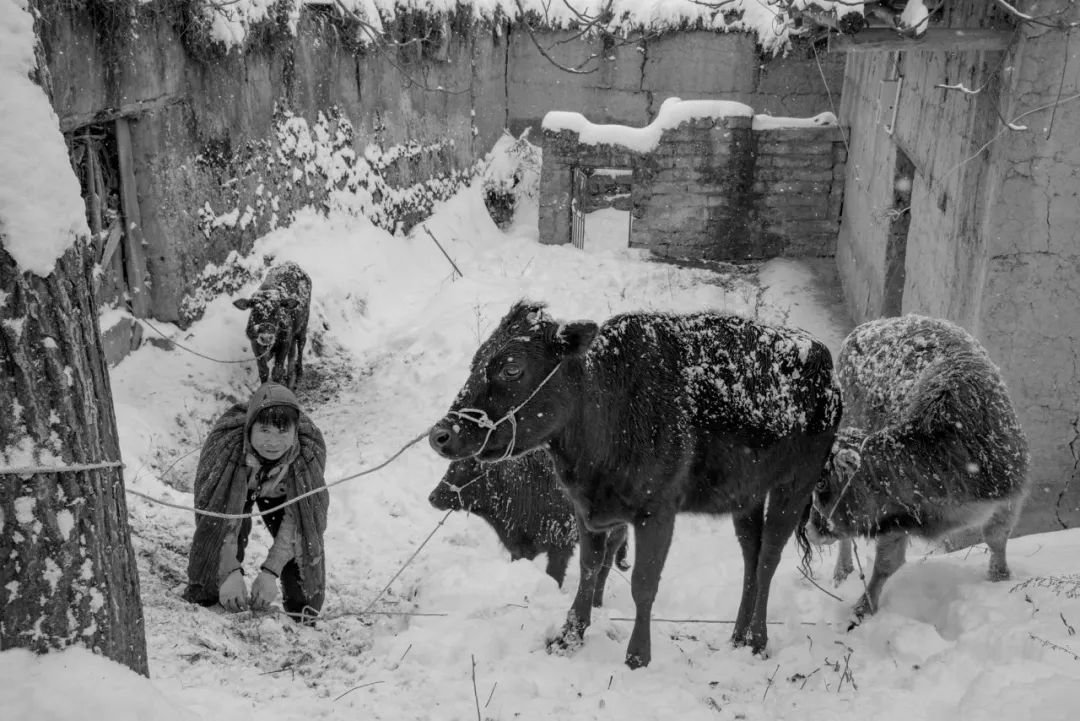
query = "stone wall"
xmin=835 ymin=0 xmax=1080 ymax=534
xmin=540 ymin=105 xmax=845 ymax=261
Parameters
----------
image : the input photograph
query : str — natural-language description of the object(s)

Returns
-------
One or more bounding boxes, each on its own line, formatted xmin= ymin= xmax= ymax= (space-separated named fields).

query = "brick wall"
xmin=540 ymin=108 xmax=845 ymax=261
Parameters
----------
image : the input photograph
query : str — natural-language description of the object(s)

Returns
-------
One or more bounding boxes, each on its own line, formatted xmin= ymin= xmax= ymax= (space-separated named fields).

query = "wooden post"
xmin=114 ymin=118 xmax=151 ymax=317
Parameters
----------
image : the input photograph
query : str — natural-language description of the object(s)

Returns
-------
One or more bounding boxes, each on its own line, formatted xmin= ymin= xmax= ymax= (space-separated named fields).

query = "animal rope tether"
xmin=126 ymin=430 xmax=429 ymax=520
xmin=140 ymin=317 xmax=272 ymax=365
xmin=450 ymin=361 xmax=564 ymax=462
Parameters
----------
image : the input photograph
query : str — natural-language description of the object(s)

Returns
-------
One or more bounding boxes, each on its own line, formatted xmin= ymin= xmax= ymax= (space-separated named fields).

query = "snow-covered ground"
xmin=6 ymin=148 xmax=1080 ymax=721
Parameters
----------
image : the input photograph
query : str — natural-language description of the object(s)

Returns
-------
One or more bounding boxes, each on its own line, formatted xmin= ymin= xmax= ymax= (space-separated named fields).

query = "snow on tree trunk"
xmin=0 ymin=238 xmax=148 ymax=677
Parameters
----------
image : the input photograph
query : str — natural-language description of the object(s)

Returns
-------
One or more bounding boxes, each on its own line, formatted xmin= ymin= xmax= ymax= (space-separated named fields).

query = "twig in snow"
xmin=485 ymin=682 xmax=498 ymax=708
xmin=400 ymin=643 xmax=413 ymax=662
xmin=333 ymin=680 xmax=384 ymax=702
xmin=471 ymin=655 xmax=482 ymax=721
xmin=1029 ymin=633 xmax=1080 ymax=661
xmin=422 ymin=225 xmax=464 ymax=279
xmin=1062 ymin=612 xmax=1076 ymax=636
xmin=795 ymin=666 xmax=821 ymax=690
xmin=762 ymin=663 xmax=781 ymax=702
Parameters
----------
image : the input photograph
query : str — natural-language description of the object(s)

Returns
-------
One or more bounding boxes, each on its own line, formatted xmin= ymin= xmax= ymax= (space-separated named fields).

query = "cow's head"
xmin=234 ymin=289 xmax=300 ymax=349
xmin=805 ymin=427 xmax=867 ymax=545
xmin=428 ymin=300 xmax=597 ymax=462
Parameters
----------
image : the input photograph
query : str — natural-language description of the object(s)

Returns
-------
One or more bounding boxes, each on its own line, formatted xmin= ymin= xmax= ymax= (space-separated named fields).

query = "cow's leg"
xmin=270 ymin=343 xmax=288 ymax=384
xmin=254 ymin=344 xmax=270 ymax=384
xmin=833 ymin=538 xmax=855 ymax=587
xmin=295 ymin=328 xmax=308 ymax=384
xmin=547 ymin=517 xmax=606 ymax=656
xmin=745 ymin=490 xmax=807 ymax=655
xmin=592 ymin=525 xmax=629 ymax=607
xmin=731 ymin=504 xmax=764 ymax=648
xmin=983 ymin=500 xmax=1019 ymax=582
xmin=284 ymin=337 xmax=298 ymax=388
xmin=624 ymin=510 xmax=676 ymax=669
xmin=852 ymin=533 xmax=906 ymax=624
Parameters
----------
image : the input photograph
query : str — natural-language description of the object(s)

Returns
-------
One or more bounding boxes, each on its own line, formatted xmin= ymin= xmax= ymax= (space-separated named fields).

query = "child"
xmin=183 ymin=382 xmax=328 ymax=622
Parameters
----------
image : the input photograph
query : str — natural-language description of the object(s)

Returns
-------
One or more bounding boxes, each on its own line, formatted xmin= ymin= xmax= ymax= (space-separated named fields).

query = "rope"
xmin=1 ymin=460 xmax=124 ymax=476
xmin=127 ymin=431 xmax=429 ymax=520
xmin=139 ymin=317 xmax=271 ymax=365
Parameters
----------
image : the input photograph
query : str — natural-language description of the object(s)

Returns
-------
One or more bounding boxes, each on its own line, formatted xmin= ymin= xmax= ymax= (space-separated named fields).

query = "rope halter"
xmin=448 ymin=361 xmax=564 ymax=462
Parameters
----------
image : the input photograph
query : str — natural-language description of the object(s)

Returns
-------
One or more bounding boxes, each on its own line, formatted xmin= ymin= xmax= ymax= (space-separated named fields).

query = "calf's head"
xmin=805 ymin=428 xmax=869 ymax=545
xmin=429 ymin=301 xmax=597 ymax=462
xmin=234 ymin=289 xmax=299 ymax=349
xmin=428 ymin=458 xmax=494 ymax=512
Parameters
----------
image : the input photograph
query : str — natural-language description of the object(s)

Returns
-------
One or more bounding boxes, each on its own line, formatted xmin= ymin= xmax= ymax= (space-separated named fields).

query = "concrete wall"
xmin=540 ymin=111 xmax=845 ymax=261
xmin=835 ymin=0 xmax=1080 ymax=534
xmin=508 ymin=31 xmax=845 ymax=134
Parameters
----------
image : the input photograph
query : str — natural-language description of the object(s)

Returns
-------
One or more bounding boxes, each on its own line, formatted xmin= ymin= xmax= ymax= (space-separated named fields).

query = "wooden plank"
xmin=114 ymin=118 xmax=151 ymax=317
xmin=59 ymin=94 xmax=182 ymax=133
xmin=830 ymin=28 xmax=1014 ymax=54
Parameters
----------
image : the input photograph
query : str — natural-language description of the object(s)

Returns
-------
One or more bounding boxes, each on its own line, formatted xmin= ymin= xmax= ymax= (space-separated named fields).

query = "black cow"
xmin=805 ymin=314 xmax=1030 ymax=623
xmin=428 ymin=301 xmax=842 ymax=667
xmin=233 ymin=261 xmax=311 ymax=388
xmin=428 ymin=452 xmax=629 ymax=601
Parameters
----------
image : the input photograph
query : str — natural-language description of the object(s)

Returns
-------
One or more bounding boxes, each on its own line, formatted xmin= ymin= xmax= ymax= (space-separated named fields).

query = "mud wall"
xmin=835 ymin=0 xmax=1080 ymax=534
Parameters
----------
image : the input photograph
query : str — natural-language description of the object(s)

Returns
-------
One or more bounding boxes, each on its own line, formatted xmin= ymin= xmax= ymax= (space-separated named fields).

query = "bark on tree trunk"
xmin=0 ymin=238 xmax=149 ymax=676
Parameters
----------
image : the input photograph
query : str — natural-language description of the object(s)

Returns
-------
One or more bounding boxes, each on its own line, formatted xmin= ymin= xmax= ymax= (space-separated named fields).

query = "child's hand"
xmin=219 ymin=570 xmax=248 ymax=612
xmin=250 ymin=569 xmax=280 ymax=611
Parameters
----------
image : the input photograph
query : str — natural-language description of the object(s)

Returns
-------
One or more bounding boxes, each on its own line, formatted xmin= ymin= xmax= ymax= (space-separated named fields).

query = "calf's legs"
xmin=548 ymin=519 xmax=608 ymax=654
xmin=732 ymin=489 xmax=809 ymax=654
xmin=547 ymin=513 xmax=674 ymax=670
xmin=852 ymin=532 xmax=907 ymax=622
xmin=982 ymin=500 xmax=1019 ymax=582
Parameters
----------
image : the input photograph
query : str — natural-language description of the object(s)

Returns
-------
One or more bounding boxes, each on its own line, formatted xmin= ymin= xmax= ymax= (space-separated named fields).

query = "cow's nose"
xmin=428 ymin=422 xmax=455 ymax=457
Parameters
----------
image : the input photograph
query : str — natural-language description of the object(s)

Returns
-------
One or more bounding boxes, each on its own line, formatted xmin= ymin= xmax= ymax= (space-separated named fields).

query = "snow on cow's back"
xmin=837 ymin=314 xmax=1004 ymax=430
xmin=588 ymin=310 xmax=841 ymax=440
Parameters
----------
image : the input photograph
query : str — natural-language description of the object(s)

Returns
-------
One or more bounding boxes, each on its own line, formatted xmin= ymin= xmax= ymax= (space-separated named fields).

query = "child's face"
xmin=250 ymin=422 xmax=296 ymax=461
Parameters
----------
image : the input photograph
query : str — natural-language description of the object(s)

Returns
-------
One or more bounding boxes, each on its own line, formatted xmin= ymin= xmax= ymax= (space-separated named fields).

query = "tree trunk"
xmin=0 ymin=238 xmax=149 ymax=676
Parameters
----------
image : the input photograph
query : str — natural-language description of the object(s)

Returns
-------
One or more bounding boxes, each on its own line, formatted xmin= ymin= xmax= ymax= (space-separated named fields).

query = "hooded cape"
xmin=183 ymin=384 xmax=328 ymax=611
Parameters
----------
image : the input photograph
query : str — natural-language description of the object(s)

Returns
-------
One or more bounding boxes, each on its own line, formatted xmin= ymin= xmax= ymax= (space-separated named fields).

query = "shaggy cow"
xmin=428 ymin=452 xmax=629 ymax=600
xmin=804 ymin=315 xmax=1030 ymax=623
xmin=233 ymin=261 xmax=312 ymax=388
xmin=428 ymin=301 xmax=842 ymax=667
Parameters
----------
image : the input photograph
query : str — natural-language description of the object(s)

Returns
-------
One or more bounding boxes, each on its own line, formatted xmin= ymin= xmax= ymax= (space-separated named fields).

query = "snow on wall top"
xmin=543 ymin=99 xmax=838 ymax=153
xmin=0 ymin=0 xmax=89 ymax=278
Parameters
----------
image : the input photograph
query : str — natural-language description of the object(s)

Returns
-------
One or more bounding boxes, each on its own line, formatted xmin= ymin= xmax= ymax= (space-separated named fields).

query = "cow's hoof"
xmin=833 ymin=562 xmax=854 ymax=587
xmin=987 ymin=564 xmax=1011 ymax=582
xmin=625 ymin=651 xmax=650 ymax=669
xmin=847 ymin=600 xmax=872 ymax=631
xmin=546 ymin=623 xmax=586 ymax=657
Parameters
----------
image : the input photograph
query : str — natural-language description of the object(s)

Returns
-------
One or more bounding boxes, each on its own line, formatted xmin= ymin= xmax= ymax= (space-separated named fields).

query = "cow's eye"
xmin=815 ymin=478 xmax=828 ymax=492
xmin=498 ymin=363 xmax=523 ymax=381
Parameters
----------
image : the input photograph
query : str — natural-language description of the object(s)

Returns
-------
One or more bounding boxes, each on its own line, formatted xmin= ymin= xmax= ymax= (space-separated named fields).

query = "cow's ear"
xmin=233 ymin=298 xmax=252 ymax=310
xmin=557 ymin=321 xmax=598 ymax=357
xmin=281 ymin=298 xmax=300 ymax=310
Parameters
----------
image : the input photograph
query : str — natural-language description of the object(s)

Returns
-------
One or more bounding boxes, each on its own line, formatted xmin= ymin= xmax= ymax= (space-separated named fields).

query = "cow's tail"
xmin=795 ymin=502 xmax=816 ymax=578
